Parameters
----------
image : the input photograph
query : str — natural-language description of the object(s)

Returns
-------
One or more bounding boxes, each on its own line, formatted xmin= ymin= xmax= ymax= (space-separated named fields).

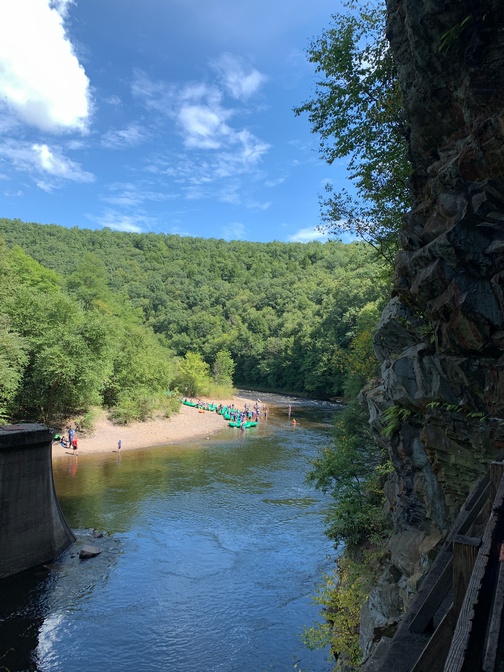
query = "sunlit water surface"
xmin=1 ymin=394 xmax=339 ymax=672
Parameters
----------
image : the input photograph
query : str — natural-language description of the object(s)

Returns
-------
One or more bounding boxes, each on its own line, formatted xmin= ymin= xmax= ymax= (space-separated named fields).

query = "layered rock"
xmin=360 ymin=0 xmax=504 ymax=658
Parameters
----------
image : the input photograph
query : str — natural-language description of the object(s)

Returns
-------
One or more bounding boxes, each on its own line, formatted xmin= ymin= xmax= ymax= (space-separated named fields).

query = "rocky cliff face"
xmin=360 ymin=0 xmax=504 ymax=659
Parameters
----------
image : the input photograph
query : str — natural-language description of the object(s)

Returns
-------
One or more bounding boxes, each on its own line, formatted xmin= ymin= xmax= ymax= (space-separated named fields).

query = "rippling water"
xmin=1 ymin=395 xmax=338 ymax=672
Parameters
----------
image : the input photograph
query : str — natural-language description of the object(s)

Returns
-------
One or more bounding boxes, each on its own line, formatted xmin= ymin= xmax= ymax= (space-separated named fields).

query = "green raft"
xmin=228 ymin=421 xmax=258 ymax=429
xmin=182 ymin=400 xmax=198 ymax=407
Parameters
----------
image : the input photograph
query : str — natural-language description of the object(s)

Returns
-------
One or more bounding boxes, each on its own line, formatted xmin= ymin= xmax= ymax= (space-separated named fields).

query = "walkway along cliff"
xmin=359 ymin=0 xmax=504 ymax=663
xmin=0 ymin=424 xmax=75 ymax=579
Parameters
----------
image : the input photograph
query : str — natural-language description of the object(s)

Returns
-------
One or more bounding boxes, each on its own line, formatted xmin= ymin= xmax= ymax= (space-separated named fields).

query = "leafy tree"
xmin=10 ymin=288 xmax=111 ymax=422
xmin=0 ymin=315 xmax=28 ymax=421
xmin=176 ymin=352 xmax=211 ymax=397
xmin=9 ymin=245 xmax=62 ymax=292
xmin=212 ymin=349 xmax=235 ymax=387
xmin=104 ymin=324 xmax=175 ymax=406
xmin=66 ymin=253 xmax=112 ymax=310
xmin=294 ymin=0 xmax=410 ymax=263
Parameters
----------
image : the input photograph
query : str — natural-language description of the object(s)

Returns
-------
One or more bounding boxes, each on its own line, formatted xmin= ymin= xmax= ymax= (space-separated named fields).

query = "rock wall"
xmin=360 ymin=0 xmax=504 ymax=660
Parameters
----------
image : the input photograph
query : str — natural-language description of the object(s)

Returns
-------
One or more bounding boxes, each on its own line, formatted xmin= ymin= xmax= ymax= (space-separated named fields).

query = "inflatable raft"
xmin=228 ymin=421 xmax=258 ymax=429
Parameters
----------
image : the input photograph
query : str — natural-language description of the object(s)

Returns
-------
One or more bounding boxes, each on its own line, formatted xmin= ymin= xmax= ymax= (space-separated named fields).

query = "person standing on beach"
xmin=118 ymin=439 xmax=122 ymax=451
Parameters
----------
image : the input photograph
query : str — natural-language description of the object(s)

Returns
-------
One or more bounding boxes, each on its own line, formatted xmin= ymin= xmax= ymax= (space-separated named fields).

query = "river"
xmin=1 ymin=394 xmax=338 ymax=672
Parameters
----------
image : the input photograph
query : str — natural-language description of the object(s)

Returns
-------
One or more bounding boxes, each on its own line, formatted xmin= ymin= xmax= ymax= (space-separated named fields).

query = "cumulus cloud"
xmin=0 ymin=0 xmax=91 ymax=132
xmin=210 ymin=53 xmax=266 ymax=101
xmin=134 ymin=62 xmax=271 ymax=207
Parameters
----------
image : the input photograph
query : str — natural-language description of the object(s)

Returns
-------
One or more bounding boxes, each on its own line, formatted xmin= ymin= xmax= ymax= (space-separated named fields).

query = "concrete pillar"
xmin=0 ymin=423 xmax=75 ymax=579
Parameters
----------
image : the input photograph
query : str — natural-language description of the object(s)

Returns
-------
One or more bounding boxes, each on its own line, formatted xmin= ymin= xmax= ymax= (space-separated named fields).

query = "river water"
xmin=1 ymin=394 xmax=338 ymax=672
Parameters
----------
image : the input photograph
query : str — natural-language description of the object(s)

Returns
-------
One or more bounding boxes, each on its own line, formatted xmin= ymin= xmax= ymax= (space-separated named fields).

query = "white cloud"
xmin=265 ymin=177 xmax=286 ymax=188
xmin=0 ymin=0 xmax=91 ymax=132
xmin=133 ymin=62 xmax=271 ymax=208
xmin=287 ymin=226 xmax=328 ymax=243
xmin=104 ymin=95 xmax=122 ymax=106
xmin=101 ymin=182 xmax=175 ymax=207
xmin=101 ymin=123 xmax=150 ymax=149
xmin=0 ymin=140 xmax=94 ymax=188
xmin=86 ymin=210 xmax=147 ymax=233
xmin=32 ymin=143 xmax=94 ymax=181
xmin=247 ymin=199 xmax=271 ymax=210
xmin=222 ymin=221 xmax=246 ymax=240
xmin=132 ymin=67 xmax=270 ymax=160
xmin=178 ymin=103 xmax=232 ymax=149
xmin=211 ymin=53 xmax=266 ymax=101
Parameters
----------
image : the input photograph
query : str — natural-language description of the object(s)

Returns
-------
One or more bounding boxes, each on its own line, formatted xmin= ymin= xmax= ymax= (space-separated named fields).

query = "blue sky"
xmin=0 ymin=0 xmax=351 ymax=243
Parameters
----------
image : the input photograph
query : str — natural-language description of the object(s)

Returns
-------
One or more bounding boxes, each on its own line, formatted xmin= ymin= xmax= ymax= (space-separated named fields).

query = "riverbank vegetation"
xmin=0 ymin=218 xmax=387 ymax=427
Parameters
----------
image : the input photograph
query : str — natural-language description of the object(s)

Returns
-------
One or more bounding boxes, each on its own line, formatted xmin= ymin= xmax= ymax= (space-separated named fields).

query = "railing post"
xmin=490 ymin=461 xmax=504 ymax=507
xmin=452 ymin=535 xmax=480 ymax=620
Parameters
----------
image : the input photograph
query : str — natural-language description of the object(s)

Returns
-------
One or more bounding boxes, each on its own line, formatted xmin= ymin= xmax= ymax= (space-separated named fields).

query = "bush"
xmin=303 ymin=553 xmax=376 ymax=669
xmin=74 ymin=407 xmax=99 ymax=433
xmin=108 ymin=389 xmax=157 ymax=424
xmin=108 ymin=388 xmax=182 ymax=424
xmin=160 ymin=392 xmax=181 ymax=418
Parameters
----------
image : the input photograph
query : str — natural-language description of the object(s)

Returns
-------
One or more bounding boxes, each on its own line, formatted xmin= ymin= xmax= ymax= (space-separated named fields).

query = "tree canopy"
xmin=0 ymin=217 xmax=387 ymax=423
xmin=294 ymin=0 xmax=410 ymax=263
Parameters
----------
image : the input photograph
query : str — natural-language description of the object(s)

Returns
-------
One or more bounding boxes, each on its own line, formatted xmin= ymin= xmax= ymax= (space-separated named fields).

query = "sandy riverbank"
xmin=52 ymin=396 xmax=249 ymax=460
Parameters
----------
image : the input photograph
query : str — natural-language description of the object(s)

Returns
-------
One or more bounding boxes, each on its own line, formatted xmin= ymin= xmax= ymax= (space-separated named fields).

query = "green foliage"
xmin=0 ymin=233 xmax=177 ymax=424
xmin=175 ymin=352 xmax=212 ymax=397
xmin=212 ymin=349 xmax=235 ymax=387
xmin=303 ymin=546 xmax=385 ymax=670
xmin=205 ymin=382 xmax=235 ymax=400
xmin=160 ymin=392 xmax=182 ymax=418
xmin=104 ymin=324 xmax=175 ymax=407
xmin=438 ymin=15 xmax=473 ymax=53
xmin=294 ymin=1 xmax=410 ymax=263
xmin=108 ymin=388 xmax=158 ymax=424
xmin=0 ymin=315 xmax=28 ymax=421
xmin=74 ymin=407 xmax=100 ymax=432
xmin=108 ymin=388 xmax=181 ymax=424
xmin=0 ymin=220 xmax=388 ymax=404
xmin=9 ymin=245 xmax=62 ymax=291
xmin=381 ymin=404 xmax=412 ymax=438
xmin=307 ymin=399 xmax=388 ymax=548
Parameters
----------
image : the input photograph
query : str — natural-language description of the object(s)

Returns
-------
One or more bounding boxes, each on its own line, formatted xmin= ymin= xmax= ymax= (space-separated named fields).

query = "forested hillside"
xmin=0 ymin=218 xmax=386 ymax=423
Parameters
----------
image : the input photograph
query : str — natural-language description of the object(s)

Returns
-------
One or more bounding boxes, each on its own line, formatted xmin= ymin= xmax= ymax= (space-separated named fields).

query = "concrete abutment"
xmin=0 ymin=424 xmax=75 ymax=579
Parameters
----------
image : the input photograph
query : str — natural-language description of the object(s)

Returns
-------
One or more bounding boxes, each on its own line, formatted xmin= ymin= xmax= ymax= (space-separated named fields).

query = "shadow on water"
xmin=0 ymin=531 xmax=121 ymax=672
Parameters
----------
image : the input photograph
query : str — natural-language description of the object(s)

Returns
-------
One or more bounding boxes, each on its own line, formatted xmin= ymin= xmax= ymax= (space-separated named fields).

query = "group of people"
xmin=55 ymin=430 xmax=122 ymax=454
xmin=217 ymin=400 xmax=268 ymax=424
xmin=55 ymin=428 xmax=78 ymax=453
